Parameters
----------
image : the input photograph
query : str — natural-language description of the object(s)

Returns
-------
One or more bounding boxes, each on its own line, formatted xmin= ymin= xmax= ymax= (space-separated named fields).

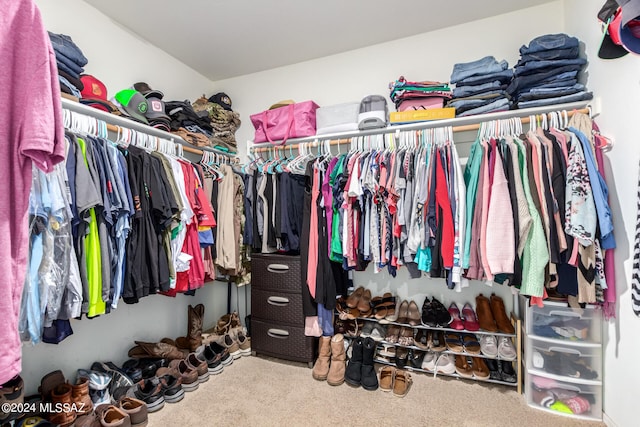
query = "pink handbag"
xmin=251 ymin=101 xmax=319 ymax=145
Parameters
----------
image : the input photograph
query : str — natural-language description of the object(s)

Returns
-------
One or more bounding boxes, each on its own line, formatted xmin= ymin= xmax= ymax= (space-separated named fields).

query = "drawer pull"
xmin=548 ymin=310 xmax=582 ymax=318
xmin=548 ymin=346 xmax=583 ymax=356
xmin=267 ymin=296 xmax=290 ymax=306
xmin=267 ymin=328 xmax=290 ymax=339
xmin=267 ymin=263 xmax=290 ymax=273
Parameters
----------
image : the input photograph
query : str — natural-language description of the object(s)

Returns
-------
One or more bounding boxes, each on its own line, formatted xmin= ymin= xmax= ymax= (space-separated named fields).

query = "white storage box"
xmin=315 ymin=102 xmax=360 ymax=135
xmin=525 ymin=371 xmax=602 ymax=421
xmin=526 ymin=337 xmax=601 ymax=383
xmin=525 ymin=300 xmax=602 ymax=344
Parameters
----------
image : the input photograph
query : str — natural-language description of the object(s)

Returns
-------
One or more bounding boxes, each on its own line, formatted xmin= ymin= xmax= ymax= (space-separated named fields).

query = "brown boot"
xmin=176 ymin=304 xmax=204 ymax=352
xmin=490 ymin=294 xmax=515 ymax=334
xmin=71 ymin=376 xmax=93 ymax=415
xmin=327 ymin=334 xmax=346 ymax=386
xmin=475 ymin=294 xmax=497 ymax=332
xmin=48 ymin=383 xmax=77 ymax=427
xmin=312 ymin=336 xmax=332 ymax=381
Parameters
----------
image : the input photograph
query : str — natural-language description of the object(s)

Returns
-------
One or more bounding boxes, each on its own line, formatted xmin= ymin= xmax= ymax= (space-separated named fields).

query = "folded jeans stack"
xmin=48 ymin=32 xmax=88 ymax=97
xmin=508 ymin=33 xmax=593 ymax=109
xmin=389 ymin=76 xmax=452 ymax=111
xmin=448 ymin=56 xmax=513 ymax=117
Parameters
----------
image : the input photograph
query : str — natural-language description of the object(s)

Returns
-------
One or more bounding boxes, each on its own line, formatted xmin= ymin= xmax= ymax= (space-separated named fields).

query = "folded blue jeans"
xmin=59 ymin=76 xmax=82 ymax=97
xmin=55 ymin=61 xmax=81 ymax=80
xmin=453 ymin=80 xmax=504 ymax=98
xmin=519 ymin=33 xmax=580 ymax=55
xmin=518 ymin=46 xmax=580 ymax=65
xmin=455 ymin=68 xmax=514 ymax=87
xmin=48 ymin=31 xmax=88 ymax=67
xmin=450 ymin=56 xmax=508 ymax=84
xmin=525 ymin=78 xmax=578 ymax=91
xmin=457 ymin=98 xmax=510 ymax=117
xmin=517 ymin=87 xmax=586 ymax=102
xmin=55 ymin=51 xmax=85 ymax=75
xmin=515 ymin=58 xmax=586 ymax=76
xmin=507 ymin=65 xmax=581 ymax=95
xmin=516 ymin=91 xmax=593 ymax=108
xmin=448 ymin=92 xmax=507 ymax=108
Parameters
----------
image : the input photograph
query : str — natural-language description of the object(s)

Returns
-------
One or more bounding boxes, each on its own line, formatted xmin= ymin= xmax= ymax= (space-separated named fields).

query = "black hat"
xmin=133 ymin=82 xmax=164 ymax=100
xmin=208 ymin=92 xmax=232 ymax=111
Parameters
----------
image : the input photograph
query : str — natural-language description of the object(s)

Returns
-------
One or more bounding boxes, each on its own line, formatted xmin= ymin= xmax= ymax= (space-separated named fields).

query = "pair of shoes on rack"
xmin=359 ymin=323 xmax=386 ymax=342
xmin=394 ymin=348 xmax=425 ymax=370
xmin=379 ymin=367 xmax=412 ymax=397
xmin=371 ymin=293 xmax=396 ymax=320
xmin=394 ymin=300 xmax=421 ymax=326
xmin=479 ymin=335 xmax=516 ymax=360
xmin=421 ymin=297 xmax=453 ymax=327
xmin=454 ymin=355 xmax=490 ymax=379
xmin=485 ymin=359 xmax=517 ymax=383
xmin=334 ymin=318 xmax=364 ymax=337
xmin=345 ymin=287 xmax=376 ymax=317
xmin=476 ymin=293 xmax=515 ymax=334
xmin=312 ymin=334 xmax=347 ymax=386
xmin=447 ymin=303 xmax=481 ymax=331
xmin=344 ymin=337 xmax=378 ymax=390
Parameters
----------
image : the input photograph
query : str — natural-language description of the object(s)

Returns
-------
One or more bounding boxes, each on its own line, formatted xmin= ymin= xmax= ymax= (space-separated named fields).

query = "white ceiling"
xmin=84 ymin=0 xmax=553 ymax=81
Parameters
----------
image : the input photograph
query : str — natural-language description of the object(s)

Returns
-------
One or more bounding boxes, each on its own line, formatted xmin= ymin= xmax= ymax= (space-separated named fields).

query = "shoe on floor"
xmin=234 ymin=330 xmax=252 ymax=356
xmin=91 ymin=361 xmax=134 ymax=395
xmin=392 ymin=370 xmax=412 ymax=398
xmin=379 ymin=366 xmax=395 ymax=392
xmin=77 ymin=369 xmax=111 ymax=407
xmin=118 ymin=396 xmax=148 ymax=427
xmin=157 ymin=374 xmax=185 ymax=404
xmin=221 ymin=334 xmax=242 ymax=359
xmin=0 ymin=375 xmax=24 ymax=424
xmin=160 ymin=360 xmax=198 ymax=392
xmin=100 ymin=404 xmax=131 ymax=427
xmin=128 ymin=377 xmax=165 ymax=413
xmin=186 ymin=353 xmax=210 ymax=383
xmin=196 ymin=344 xmax=224 ymax=374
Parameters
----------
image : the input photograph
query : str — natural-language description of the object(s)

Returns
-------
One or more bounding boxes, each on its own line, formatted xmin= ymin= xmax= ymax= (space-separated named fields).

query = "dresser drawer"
xmin=251 ymin=318 xmax=316 ymax=363
xmin=525 ymin=372 xmax=602 ymax=421
xmin=251 ymin=254 xmax=302 ymax=293
xmin=526 ymin=337 xmax=601 ymax=383
xmin=525 ymin=301 xmax=602 ymax=344
xmin=251 ymin=289 xmax=304 ymax=326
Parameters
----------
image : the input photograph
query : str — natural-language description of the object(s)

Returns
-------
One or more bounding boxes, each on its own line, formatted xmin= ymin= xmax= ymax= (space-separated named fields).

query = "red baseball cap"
xmin=80 ymin=74 xmax=118 ymax=113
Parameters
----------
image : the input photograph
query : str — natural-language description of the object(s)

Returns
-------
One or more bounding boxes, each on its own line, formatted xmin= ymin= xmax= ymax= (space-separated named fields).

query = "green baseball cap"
xmin=114 ymin=89 xmax=149 ymax=124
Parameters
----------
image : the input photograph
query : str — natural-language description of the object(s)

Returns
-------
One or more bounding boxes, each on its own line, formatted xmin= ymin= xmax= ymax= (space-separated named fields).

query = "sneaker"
xmin=161 ymin=360 xmax=199 ymax=392
xmin=434 ymin=353 xmax=456 ymax=375
xmin=157 ymin=374 xmax=185 ymax=404
xmin=497 ymin=337 xmax=516 ymax=361
xmin=209 ymin=341 xmax=233 ymax=366
xmin=359 ymin=322 xmax=374 ymax=338
xmin=118 ymin=396 xmax=149 ymax=426
xmin=77 ymin=369 xmax=111 ymax=407
xmin=196 ymin=344 xmax=224 ymax=374
xmin=0 ymin=375 xmax=23 ymax=424
xmin=91 ymin=361 xmax=134 ymax=395
xmin=186 ymin=353 xmax=210 ymax=383
xmin=480 ymin=335 xmax=499 ymax=358
xmin=99 ymin=405 xmax=131 ymax=427
xmin=234 ymin=330 xmax=252 ymax=356
xmin=369 ymin=324 xmax=386 ymax=342
xmin=221 ymin=333 xmax=242 ymax=359
xmin=128 ymin=377 xmax=165 ymax=413
xmin=421 ymin=351 xmax=438 ymax=371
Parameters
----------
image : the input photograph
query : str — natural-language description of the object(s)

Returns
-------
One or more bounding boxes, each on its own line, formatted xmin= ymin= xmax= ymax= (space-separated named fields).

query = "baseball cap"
xmin=145 ymin=96 xmax=170 ymax=121
xmin=208 ymin=92 xmax=232 ymax=111
xmin=598 ymin=2 xmax=629 ymax=59
xmin=79 ymin=74 xmax=119 ymax=113
xmin=618 ymin=0 xmax=640 ymax=54
xmin=133 ymin=82 xmax=164 ymax=100
xmin=269 ymin=99 xmax=294 ymax=110
xmin=114 ymin=89 xmax=149 ymax=124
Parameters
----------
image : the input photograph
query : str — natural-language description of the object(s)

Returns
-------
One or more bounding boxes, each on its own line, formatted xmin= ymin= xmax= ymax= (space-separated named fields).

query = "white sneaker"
xmin=497 ymin=337 xmax=516 ymax=361
xmin=421 ymin=351 xmax=438 ymax=371
xmin=480 ymin=335 xmax=498 ymax=358
xmin=434 ymin=353 xmax=456 ymax=375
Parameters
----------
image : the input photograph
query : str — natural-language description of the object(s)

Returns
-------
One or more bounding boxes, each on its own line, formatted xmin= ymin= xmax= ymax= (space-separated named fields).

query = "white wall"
xmin=563 ymin=2 xmax=640 ymax=426
xmin=21 ymin=0 xmax=231 ymax=395
xmin=213 ymin=2 xmax=567 ymax=321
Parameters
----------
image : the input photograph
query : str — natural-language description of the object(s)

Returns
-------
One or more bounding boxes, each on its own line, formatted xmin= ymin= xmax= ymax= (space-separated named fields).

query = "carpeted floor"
xmin=148 ymin=355 xmax=604 ymax=427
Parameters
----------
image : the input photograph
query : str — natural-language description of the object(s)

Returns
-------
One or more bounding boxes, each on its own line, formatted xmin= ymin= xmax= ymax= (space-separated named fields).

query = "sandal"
xmin=462 ymin=333 xmax=481 ymax=355
xmin=374 ymin=293 xmax=396 ymax=320
xmin=379 ymin=366 xmax=395 ymax=392
xmin=346 ymin=287 xmax=365 ymax=309
xmin=392 ymin=371 xmax=412 ymax=398
xmin=357 ymin=289 xmax=373 ymax=313
xmin=386 ymin=325 xmax=400 ymax=343
xmin=455 ymin=355 xmax=474 ymax=378
xmin=398 ymin=327 xmax=415 ymax=346
xmin=430 ymin=331 xmax=446 ymax=352
xmin=445 ymin=333 xmax=464 ymax=353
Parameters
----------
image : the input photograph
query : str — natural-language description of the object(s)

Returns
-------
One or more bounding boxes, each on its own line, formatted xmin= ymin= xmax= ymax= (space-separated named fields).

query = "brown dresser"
xmin=251 ymin=253 xmax=316 ymax=366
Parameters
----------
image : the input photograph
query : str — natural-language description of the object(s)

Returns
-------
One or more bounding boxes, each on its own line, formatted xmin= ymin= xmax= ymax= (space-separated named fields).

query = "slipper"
xmin=471 ymin=357 xmax=490 ymax=380
xmin=374 ymin=293 xmax=396 ymax=320
xmin=430 ymin=331 xmax=446 ymax=352
xmin=461 ymin=303 xmax=480 ymax=331
xmin=379 ymin=366 xmax=395 ymax=392
xmin=462 ymin=334 xmax=481 ymax=355
xmin=445 ymin=333 xmax=464 ymax=353
xmin=448 ymin=303 xmax=465 ymax=330
xmin=346 ymin=286 xmax=364 ymax=309
xmin=455 ymin=355 xmax=474 ymax=378
xmin=392 ymin=371 xmax=412 ymax=398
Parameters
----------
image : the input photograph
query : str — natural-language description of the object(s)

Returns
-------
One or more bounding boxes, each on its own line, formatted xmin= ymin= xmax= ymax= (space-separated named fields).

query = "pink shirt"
xmin=1 ymin=0 xmax=66 ymax=385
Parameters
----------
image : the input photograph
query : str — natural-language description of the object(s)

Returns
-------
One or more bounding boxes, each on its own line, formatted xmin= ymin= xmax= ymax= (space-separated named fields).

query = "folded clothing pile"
xmin=389 ymin=76 xmax=452 ymax=111
xmin=508 ymin=33 xmax=593 ymax=109
xmin=48 ymin=32 xmax=88 ymax=98
xmin=165 ymin=100 xmax=214 ymax=147
xmin=447 ymin=56 xmax=513 ymax=117
xmin=191 ymin=92 xmax=241 ymax=152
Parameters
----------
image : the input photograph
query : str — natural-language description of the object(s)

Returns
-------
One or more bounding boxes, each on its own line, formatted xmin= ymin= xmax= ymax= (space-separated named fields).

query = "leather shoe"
xmin=490 ymin=294 xmax=515 ymax=334
xmin=475 ymin=294 xmax=498 ymax=332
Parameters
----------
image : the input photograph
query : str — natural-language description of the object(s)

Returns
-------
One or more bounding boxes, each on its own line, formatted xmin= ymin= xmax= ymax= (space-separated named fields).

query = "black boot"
xmin=361 ymin=337 xmax=379 ymax=391
xmin=344 ymin=337 xmax=363 ymax=386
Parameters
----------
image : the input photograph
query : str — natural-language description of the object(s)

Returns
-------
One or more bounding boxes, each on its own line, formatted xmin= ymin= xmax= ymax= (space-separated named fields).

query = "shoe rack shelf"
xmin=342 ymin=313 xmax=523 ymax=393
xmin=371 ymin=357 xmax=519 ymax=387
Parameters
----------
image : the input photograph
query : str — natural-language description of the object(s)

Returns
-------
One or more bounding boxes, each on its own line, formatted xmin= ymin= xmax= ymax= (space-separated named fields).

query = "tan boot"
xmin=475 ymin=294 xmax=497 ymax=332
xmin=490 ymin=294 xmax=515 ymax=334
xmin=176 ymin=304 xmax=204 ymax=352
xmin=312 ymin=336 xmax=332 ymax=381
xmin=71 ymin=376 xmax=93 ymax=415
xmin=48 ymin=383 xmax=77 ymax=427
xmin=327 ymin=334 xmax=346 ymax=386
